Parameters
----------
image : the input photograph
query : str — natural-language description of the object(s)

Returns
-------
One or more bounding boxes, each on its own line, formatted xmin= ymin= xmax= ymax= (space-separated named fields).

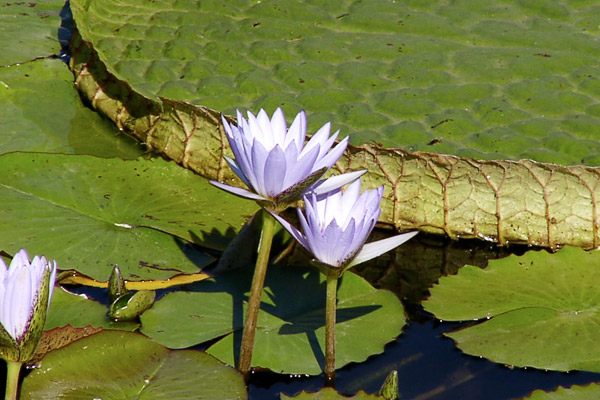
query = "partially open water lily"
xmin=0 ymin=249 xmax=57 ymax=362
xmin=273 ymin=179 xmax=417 ymax=382
xmin=211 ymin=108 xmax=364 ymax=211
xmin=274 ymin=179 xmax=418 ymax=276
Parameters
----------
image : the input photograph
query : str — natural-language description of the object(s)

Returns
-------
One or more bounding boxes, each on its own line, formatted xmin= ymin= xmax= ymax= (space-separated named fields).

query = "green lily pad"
xmin=141 ymin=267 xmax=405 ymax=375
xmin=70 ymin=0 xmax=600 ymax=165
xmin=522 ymin=383 xmax=600 ymax=400
xmin=0 ymin=59 xmax=144 ymax=158
xmin=0 ymin=152 xmax=257 ymax=280
xmin=0 ymin=1 xmax=63 ymax=65
xmin=20 ymin=330 xmax=247 ymax=399
xmin=45 ymin=287 xmax=138 ymax=331
xmin=281 ymin=388 xmax=380 ymax=400
xmin=423 ymin=246 xmax=600 ymax=372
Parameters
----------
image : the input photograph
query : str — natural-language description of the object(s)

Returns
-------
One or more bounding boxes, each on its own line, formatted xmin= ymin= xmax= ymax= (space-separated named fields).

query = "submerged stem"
xmin=239 ymin=212 xmax=277 ymax=374
xmin=5 ymin=360 xmax=22 ymax=400
xmin=325 ymin=275 xmax=338 ymax=386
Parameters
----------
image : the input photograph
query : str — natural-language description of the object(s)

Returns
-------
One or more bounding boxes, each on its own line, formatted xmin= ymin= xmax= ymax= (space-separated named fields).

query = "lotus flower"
xmin=0 ymin=249 xmax=57 ymax=362
xmin=273 ymin=180 xmax=418 ymax=275
xmin=211 ymin=108 xmax=364 ymax=211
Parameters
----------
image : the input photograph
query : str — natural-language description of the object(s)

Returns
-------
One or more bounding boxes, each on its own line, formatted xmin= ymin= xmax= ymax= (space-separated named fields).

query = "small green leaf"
xmin=423 ymin=246 xmax=600 ymax=372
xmin=20 ymin=330 xmax=247 ymax=399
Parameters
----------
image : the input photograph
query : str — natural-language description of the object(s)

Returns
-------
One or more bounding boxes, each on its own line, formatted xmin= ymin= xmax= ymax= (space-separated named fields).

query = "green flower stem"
xmin=5 ymin=361 xmax=22 ymax=400
xmin=325 ymin=274 xmax=338 ymax=385
xmin=239 ymin=212 xmax=277 ymax=374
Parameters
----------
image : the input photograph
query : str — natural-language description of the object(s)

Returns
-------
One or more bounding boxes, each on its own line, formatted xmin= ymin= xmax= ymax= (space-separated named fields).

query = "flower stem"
xmin=325 ymin=275 xmax=338 ymax=386
xmin=5 ymin=361 xmax=22 ymax=400
xmin=239 ymin=212 xmax=277 ymax=375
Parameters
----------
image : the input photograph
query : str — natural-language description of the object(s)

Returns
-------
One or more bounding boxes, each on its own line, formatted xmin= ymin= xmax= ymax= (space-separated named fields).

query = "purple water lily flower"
xmin=211 ymin=108 xmax=364 ymax=211
xmin=273 ymin=180 xmax=418 ymax=274
xmin=0 ymin=249 xmax=57 ymax=362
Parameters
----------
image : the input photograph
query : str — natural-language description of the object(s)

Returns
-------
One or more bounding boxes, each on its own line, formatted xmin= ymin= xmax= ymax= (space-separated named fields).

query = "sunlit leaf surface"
xmin=424 ymin=246 xmax=600 ymax=372
xmin=21 ymin=330 xmax=247 ymax=399
xmin=0 ymin=152 xmax=258 ymax=280
xmin=141 ymin=268 xmax=405 ymax=375
xmin=70 ymin=0 xmax=600 ymax=164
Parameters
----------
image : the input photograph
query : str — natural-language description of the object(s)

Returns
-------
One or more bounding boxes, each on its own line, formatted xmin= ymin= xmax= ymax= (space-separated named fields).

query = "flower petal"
xmin=311 ymin=170 xmax=367 ymax=196
xmin=314 ymin=136 xmax=349 ymax=171
xmin=263 ymin=145 xmax=287 ymax=197
xmin=210 ymin=181 xmax=270 ymax=202
xmin=347 ymin=231 xmax=419 ymax=268
xmin=270 ymin=212 xmax=310 ymax=251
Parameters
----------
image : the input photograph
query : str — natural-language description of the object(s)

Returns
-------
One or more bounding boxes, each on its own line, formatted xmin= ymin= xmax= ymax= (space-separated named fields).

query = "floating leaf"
xmin=70 ymin=0 xmax=600 ymax=164
xmin=67 ymin=0 xmax=600 ymax=250
xmin=281 ymin=388 xmax=379 ymax=400
xmin=522 ymin=383 xmax=600 ymax=399
xmin=21 ymin=330 xmax=247 ymax=399
xmin=423 ymin=246 xmax=600 ymax=372
xmin=0 ymin=1 xmax=63 ymax=65
xmin=30 ymin=324 xmax=103 ymax=364
xmin=0 ymin=152 xmax=259 ymax=280
xmin=141 ymin=267 xmax=405 ymax=375
xmin=45 ymin=287 xmax=138 ymax=331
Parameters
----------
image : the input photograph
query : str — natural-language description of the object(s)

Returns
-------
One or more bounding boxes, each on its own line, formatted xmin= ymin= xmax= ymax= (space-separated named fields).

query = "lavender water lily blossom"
xmin=211 ymin=108 xmax=364 ymax=211
xmin=0 ymin=249 xmax=57 ymax=362
xmin=274 ymin=180 xmax=418 ymax=275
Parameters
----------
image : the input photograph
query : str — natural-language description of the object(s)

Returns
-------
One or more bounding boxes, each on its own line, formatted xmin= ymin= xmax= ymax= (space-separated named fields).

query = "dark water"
xmin=247 ymin=313 xmax=600 ymax=399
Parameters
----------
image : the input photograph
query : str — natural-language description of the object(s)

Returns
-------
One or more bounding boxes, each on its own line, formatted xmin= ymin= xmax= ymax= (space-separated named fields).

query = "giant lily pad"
xmin=423 ymin=246 xmax=600 ymax=372
xmin=20 ymin=330 xmax=247 ymax=399
xmin=66 ymin=0 xmax=600 ymax=250
xmin=0 ymin=152 xmax=258 ymax=280
xmin=70 ymin=0 xmax=600 ymax=164
xmin=140 ymin=267 xmax=405 ymax=375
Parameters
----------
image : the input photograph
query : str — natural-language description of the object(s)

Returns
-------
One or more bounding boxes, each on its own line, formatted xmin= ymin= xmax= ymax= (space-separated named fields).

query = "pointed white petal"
xmin=311 ymin=170 xmax=367 ymax=195
xmin=209 ymin=181 xmax=269 ymax=202
xmin=347 ymin=231 xmax=418 ymax=268
xmin=314 ymin=136 xmax=348 ymax=171
xmin=224 ymin=156 xmax=252 ymax=189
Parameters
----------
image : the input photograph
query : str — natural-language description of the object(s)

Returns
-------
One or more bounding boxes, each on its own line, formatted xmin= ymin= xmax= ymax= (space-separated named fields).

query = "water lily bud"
xmin=0 ymin=249 xmax=57 ymax=362
xmin=109 ymin=290 xmax=155 ymax=321
xmin=211 ymin=108 xmax=364 ymax=212
xmin=108 ymin=265 xmax=126 ymax=304
xmin=378 ymin=370 xmax=399 ymax=400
